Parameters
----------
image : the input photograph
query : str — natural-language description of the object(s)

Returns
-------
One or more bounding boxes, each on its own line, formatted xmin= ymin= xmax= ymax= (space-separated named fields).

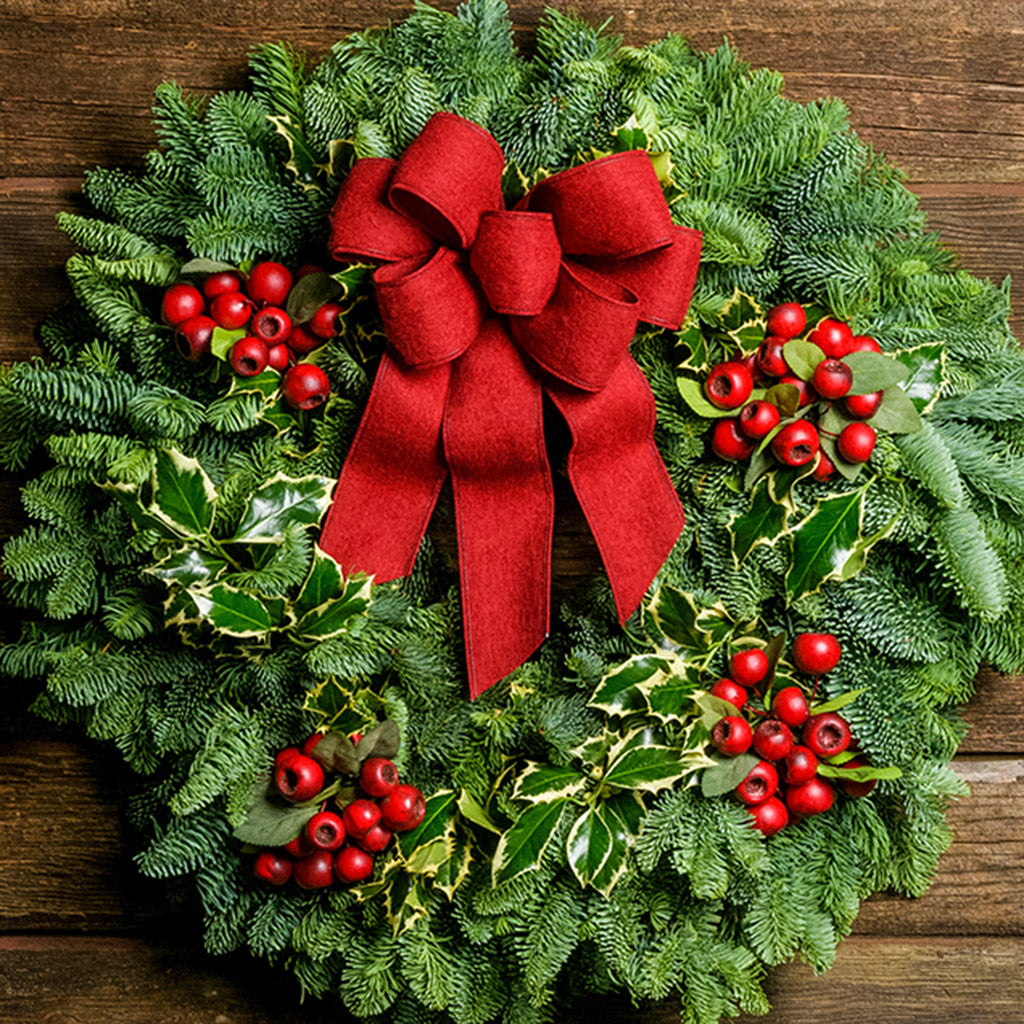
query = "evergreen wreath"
xmin=3 ymin=2 xmax=1023 ymax=1022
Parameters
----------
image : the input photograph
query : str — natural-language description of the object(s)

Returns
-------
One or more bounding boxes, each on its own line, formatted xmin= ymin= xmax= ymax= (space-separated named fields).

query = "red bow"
xmin=320 ymin=113 xmax=701 ymax=697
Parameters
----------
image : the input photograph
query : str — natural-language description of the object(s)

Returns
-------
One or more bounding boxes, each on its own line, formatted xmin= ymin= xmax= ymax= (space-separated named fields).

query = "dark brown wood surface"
xmin=1 ymin=1 xmax=1022 ymax=1021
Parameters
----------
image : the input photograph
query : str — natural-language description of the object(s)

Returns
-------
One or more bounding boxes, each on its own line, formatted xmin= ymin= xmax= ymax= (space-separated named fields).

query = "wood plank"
xmin=0 ymin=935 xmax=1021 ymax=1024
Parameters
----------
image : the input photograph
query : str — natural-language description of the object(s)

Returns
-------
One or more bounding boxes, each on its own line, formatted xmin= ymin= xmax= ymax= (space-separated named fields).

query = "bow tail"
xmin=320 ymin=352 xmax=450 ymax=581
xmin=444 ymin=322 xmax=555 ymax=698
xmin=548 ymin=356 xmax=685 ymax=626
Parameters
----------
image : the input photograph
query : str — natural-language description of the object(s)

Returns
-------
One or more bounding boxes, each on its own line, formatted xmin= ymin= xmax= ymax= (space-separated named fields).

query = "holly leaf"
xmin=492 ymin=799 xmax=569 ymax=886
xmin=590 ymin=654 xmax=676 ymax=717
xmin=729 ymin=472 xmax=792 ymax=565
xmin=398 ymin=789 xmax=457 ymax=863
xmin=784 ymin=488 xmax=870 ymax=599
xmin=844 ymin=351 xmax=911 ymax=395
xmin=870 ymin=385 xmax=923 ymax=434
xmin=675 ymin=321 xmax=709 ymax=371
xmin=432 ymin=833 xmax=474 ymax=899
xmin=512 ymin=763 xmax=590 ymax=805
xmin=293 ymin=546 xmax=347 ymax=616
xmin=590 ymin=793 xmax=645 ymax=897
xmin=232 ymin=778 xmax=318 ymax=845
xmin=229 ymin=473 xmax=334 ymax=543
xmin=648 ymin=586 xmax=732 ymax=650
xmin=641 ymin=664 xmax=703 ymax=723
xmin=150 ymin=449 xmax=217 ymax=537
xmin=783 ymin=339 xmax=826 ymax=380
xmin=718 ymin=289 xmax=763 ymax=332
xmin=292 ymin=573 xmax=373 ymax=641
xmin=566 ymin=806 xmax=614 ymax=891
xmin=603 ymin=728 xmax=688 ymax=794
xmin=190 ymin=583 xmax=287 ymax=637
xmin=700 ymin=753 xmax=759 ymax=798
xmin=456 ymin=789 xmax=502 ymax=835
xmin=891 ymin=342 xmax=946 ymax=413
xmin=145 ymin=546 xmax=228 ymax=586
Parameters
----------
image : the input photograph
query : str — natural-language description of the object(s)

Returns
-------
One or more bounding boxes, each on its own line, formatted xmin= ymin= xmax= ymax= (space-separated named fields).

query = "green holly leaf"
xmin=150 ymin=449 xmax=217 ymax=538
xmin=145 ymin=546 xmax=229 ymax=586
xmin=641 ymin=664 xmax=703 ymax=723
xmin=191 ymin=583 xmax=287 ymax=637
xmin=292 ymin=572 xmax=373 ymax=641
xmin=566 ymin=805 xmax=614 ymax=891
xmin=398 ymin=789 xmax=457 ymax=865
xmin=675 ymin=321 xmax=709 ymax=371
xmin=648 ymin=585 xmax=732 ymax=649
xmin=590 ymin=654 xmax=676 ymax=717
xmin=603 ymin=728 xmax=687 ymax=794
xmin=729 ymin=472 xmax=792 ymax=565
xmin=891 ymin=342 xmax=946 ymax=413
xmin=492 ymin=799 xmax=569 ymax=886
xmin=844 ymin=351 xmax=911 ymax=396
xmin=870 ymin=384 xmax=923 ymax=434
xmin=718 ymin=289 xmax=763 ymax=332
xmin=700 ymin=753 xmax=760 ymax=798
xmin=512 ymin=763 xmax=590 ymax=805
xmin=230 ymin=473 xmax=334 ymax=543
xmin=232 ymin=778 xmax=319 ymax=845
xmin=783 ymin=339 xmax=826 ymax=380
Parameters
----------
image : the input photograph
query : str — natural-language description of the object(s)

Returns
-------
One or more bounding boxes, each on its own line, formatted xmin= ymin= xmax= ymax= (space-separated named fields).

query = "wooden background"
xmin=1 ymin=1 xmax=1022 ymax=1021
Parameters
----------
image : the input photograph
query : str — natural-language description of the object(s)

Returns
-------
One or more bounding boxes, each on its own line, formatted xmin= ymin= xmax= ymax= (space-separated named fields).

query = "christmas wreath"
xmin=3 ymin=2 xmax=1023 ymax=1022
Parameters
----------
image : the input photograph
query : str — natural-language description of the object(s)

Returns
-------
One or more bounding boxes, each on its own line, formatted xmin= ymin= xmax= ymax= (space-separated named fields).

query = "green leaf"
xmin=230 ymin=473 xmax=334 ymax=543
xmin=293 ymin=545 xmax=346 ymax=616
xmin=817 ymin=762 xmax=902 ymax=782
xmin=675 ymin=322 xmax=709 ymax=370
xmin=150 ymin=449 xmax=217 ymax=537
xmin=641 ymin=664 xmax=703 ymax=723
xmin=783 ymin=339 xmax=826 ymax=380
xmin=811 ymin=687 xmax=866 ymax=714
xmin=717 ymin=289 xmax=763 ymax=332
xmin=456 ymin=789 xmax=502 ymax=835
xmin=676 ymin=376 xmax=732 ymax=419
xmin=145 ymin=546 xmax=228 ymax=586
xmin=870 ymin=385 xmax=923 ymax=434
xmin=433 ymin=834 xmax=473 ymax=899
xmin=512 ymin=763 xmax=589 ymax=805
xmin=285 ymin=270 xmax=344 ymax=323
xmin=292 ymin=573 xmax=373 ymax=641
xmin=179 ymin=257 xmax=236 ymax=276
xmin=784 ymin=488 xmax=873 ymax=599
xmin=590 ymin=654 xmax=675 ymax=717
xmin=492 ymin=799 xmax=568 ymax=886
xmin=210 ymin=326 xmax=246 ymax=361
xmin=190 ymin=583 xmax=287 ymax=637
xmin=590 ymin=793 xmax=645 ymax=896
xmin=232 ymin=778 xmax=318 ymax=845
xmin=844 ymin=351 xmax=910 ymax=396
xmin=891 ymin=342 xmax=946 ymax=413
xmin=695 ymin=692 xmax=740 ymax=730
xmin=353 ymin=719 xmax=401 ymax=761
xmin=648 ymin=586 xmax=732 ymax=649
xmin=729 ymin=473 xmax=791 ymax=565
xmin=566 ymin=806 xmax=614 ymax=890
xmin=603 ymin=728 xmax=687 ymax=794
xmin=764 ymin=382 xmax=801 ymax=418
xmin=700 ymin=753 xmax=759 ymax=798
xmin=309 ymin=730 xmax=360 ymax=775
xmin=398 ymin=789 xmax=457 ymax=860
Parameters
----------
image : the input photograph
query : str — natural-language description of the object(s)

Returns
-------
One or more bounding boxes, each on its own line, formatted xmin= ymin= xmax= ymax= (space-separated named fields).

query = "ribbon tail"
xmin=547 ymin=356 xmax=685 ymax=625
xmin=320 ymin=352 xmax=449 ymax=581
xmin=444 ymin=322 xmax=555 ymax=698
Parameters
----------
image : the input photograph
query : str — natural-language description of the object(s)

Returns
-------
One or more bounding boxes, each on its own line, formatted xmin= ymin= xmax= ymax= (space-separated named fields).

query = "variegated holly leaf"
xmin=591 ymin=792 xmax=645 ymax=896
xmin=566 ymin=806 xmax=614 ymax=891
xmin=891 ymin=342 xmax=946 ymax=413
xmin=602 ymin=728 xmax=688 ymax=794
xmin=232 ymin=778 xmax=319 ymax=846
xmin=590 ymin=654 xmax=676 ymax=717
xmin=229 ymin=473 xmax=334 ymax=543
xmin=492 ymin=799 xmax=568 ymax=886
xmin=398 ymin=790 xmax=457 ymax=873
xmin=456 ymin=789 xmax=502 ymax=834
xmin=432 ymin=833 xmax=474 ymax=900
xmin=384 ymin=869 xmax=430 ymax=937
xmin=675 ymin=321 xmax=709 ymax=371
xmin=292 ymin=572 xmax=372 ymax=641
xmin=729 ymin=473 xmax=792 ymax=566
xmin=190 ymin=583 xmax=287 ymax=638
xmin=512 ymin=763 xmax=590 ymax=805
xmin=701 ymin=753 xmax=760 ymax=798
xmin=648 ymin=586 xmax=732 ymax=650
xmin=717 ymin=289 xmax=763 ymax=333
xmin=149 ymin=449 xmax=217 ymax=537
xmin=294 ymin=546 xmax=345 ymax=615
xmin=845 ymin=351 xmax=911 ymax=395
xmin=269 ymin=114 xmax=323 ymax=194
xmin=145 ymin=547 xmax=229 ymax=586
xmin=641 ymin=663 xmax=703 ymax=723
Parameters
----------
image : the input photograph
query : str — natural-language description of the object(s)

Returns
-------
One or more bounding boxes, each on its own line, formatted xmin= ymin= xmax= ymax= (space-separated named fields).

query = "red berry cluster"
xmin=706 ymin=303 xmax=881 ymax=480
xmin=708 ymin=633 xmax=875 ymax=837
xmin=160 ymin=262 xmax=336 ymax=411
xmin=253 ymin=733 xmax=426 ymax=890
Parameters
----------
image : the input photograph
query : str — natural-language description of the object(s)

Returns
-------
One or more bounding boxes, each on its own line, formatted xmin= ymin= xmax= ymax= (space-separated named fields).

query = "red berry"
xmin=765 ymin=303 xmax=806 ymax=340
xmin=251 ymin=306 xmax=292 ymax=345
xmin=202 ymin=271 xmax=241 ymax=299
xmin=837 ymin=422 xmax=876 ymax=463
xmin=771 ymin=420 xmax=820 ymax=467
xmin=334 ymin=845 xmax=375 ymax=884
xmin=355 ymin=824 xmax=393 ymax=853
xmin=379 ymin=784 xmax=427 ymax=832
xmin=705 ymin=361 xmax=754 ymax=410
xmin=735 ymin=760 xmax=779 ymax=806
xmin=755 ymin=336 xmax=789 ymax=378
xmin=275 ymin=754 xmax=324 ymax=803
xmin=778 ymin=374 xmax=817 ymax=408
xmin=730 ymin=648 xmax=770 ymax=688
xmin=293 ymin=849 xmax=334 ymax=889
xmin=309 ymin=302 xmax=344 ymax=339
xmin=711 ymin=715 xmax=753 ymax=757
xmin=771 ymin=686 xmax=810 ymax=729
xmin=749 ymin=796 xmax=789 ymax=836
xmin=811 ymin=358 xmax=853 ymax=400
xmin=247 ymin=261 xmax=293 ymax=306
xmin=786 ymin=776 xmax=835 ymax=817
xmin=161 ymin=283 xmax=205 ymax=326
xmin=844 ymin=390 xmax=883 ymax=420
xmin=711 ymin=418 xmax=755 ymax=462
xmin=266 ymin=343 xmax=292 ymax=372
xmin=209 ymin=291 xmax=255 ymax=329
xmin=230 ymin=336 xmax=269 ymax=377
xmin=253 ymin=850 xmax=292 ymax=886
xmin=738 ymin=400 xmax=780 ymax=440
xmin=710 ymin=677 xmax=747 ymax=709
xmin=752 ymin=719 xmax=794 ymax=761
xmin=287 ymin=324 xmax=323 ymax=356
xmin=305 ymin=811 xmax=346 ymax=852
xmin=175 ymin=315 xmax=216 ymax=362
xmin=282 ymin=364 xmax=330 ymax=411
xmin=813 ymin=450 xmax=836 ymax=482
xmin=284 ymin=832 xmax=313 ymax=858
xmin=803 ymin=712 xmax=852 ymax=759
xmin=341 ymin=799 xmax=381 ymax=839
xmin=839 ymin=758 xmax=878 ymax=798
xmin=783 ymin=745 xmax=819 ymax=785
xmin=359 ymin=757 xmax=400 ymax=798
xmin=846 ymin=334 xmax=881 ymax=354
xmin=808 ymin=319 xmax=853 ymax=358
xmin=792 ymin=633 xmax=841 ymax=675
xmin=275 ymin=746 xmax=301 ymax=769
xmin=300 ymin=733 xmax=324 ymax=757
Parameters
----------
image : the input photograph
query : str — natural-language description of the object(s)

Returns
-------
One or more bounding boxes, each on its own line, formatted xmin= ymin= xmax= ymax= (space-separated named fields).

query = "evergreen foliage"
xmin=2 ymin=3 xmax=1022 ymax=1024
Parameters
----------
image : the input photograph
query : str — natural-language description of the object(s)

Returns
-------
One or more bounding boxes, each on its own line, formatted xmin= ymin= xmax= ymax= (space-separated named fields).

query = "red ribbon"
xmin=320 ymin=113 xmax=701 ymax=698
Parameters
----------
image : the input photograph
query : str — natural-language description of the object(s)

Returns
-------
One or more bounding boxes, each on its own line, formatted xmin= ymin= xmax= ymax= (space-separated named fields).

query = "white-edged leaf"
xmin=191 ymin=583 xmax=287 ymax=637
xmin=512 ymin=762 xmax=590 ymax=805
xmin=492 ymin=799 xmax=568 ymax=886
xmin=150 ymin=448 xmax=217 ymax=537
xmin=230 ymin=473 xmax=334 ymax=543
xmin=145 ymin=547 xmax=229 ymax=586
